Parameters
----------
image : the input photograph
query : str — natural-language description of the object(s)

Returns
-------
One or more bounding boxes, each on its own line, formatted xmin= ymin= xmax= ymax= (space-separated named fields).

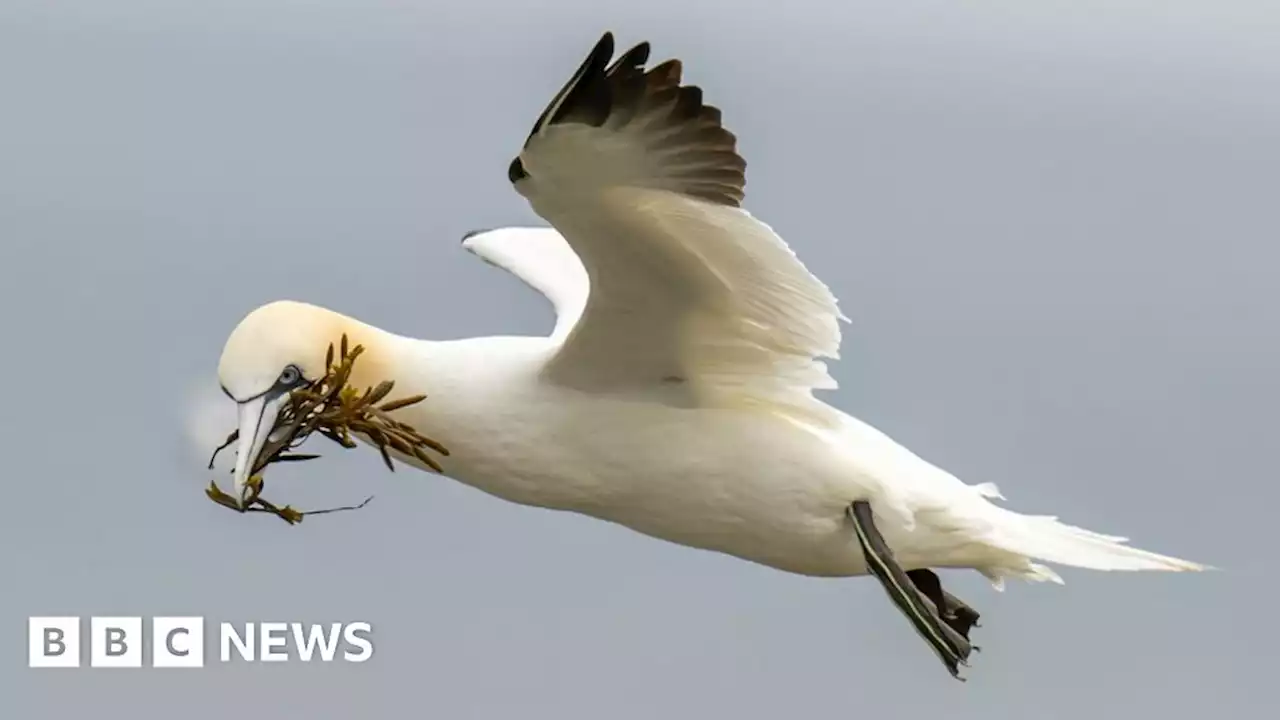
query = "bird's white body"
xmin=211 ymin=34 xmax=1204 ymax=676
xmin=314 ymin=320 xmax=1194 ymax=585
xmin=347 ymin=332 xmax=879 ymax=577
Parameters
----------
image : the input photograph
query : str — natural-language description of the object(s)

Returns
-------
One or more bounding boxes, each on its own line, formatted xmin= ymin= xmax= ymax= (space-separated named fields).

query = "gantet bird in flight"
xmin=213 ymin=32 xmax=1206 ymax=678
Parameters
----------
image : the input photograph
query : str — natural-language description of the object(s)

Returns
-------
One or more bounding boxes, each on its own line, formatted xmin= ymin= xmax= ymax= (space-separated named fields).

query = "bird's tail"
xmin=826 ymin=415 xmax=1210 ymax=584
xmin=971 ymin=502 xmax=1209 ymax=586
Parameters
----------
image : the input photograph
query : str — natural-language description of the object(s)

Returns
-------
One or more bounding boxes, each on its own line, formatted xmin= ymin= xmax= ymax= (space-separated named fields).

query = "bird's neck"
xmin=332 ymin=318 xmax=434 ymax=398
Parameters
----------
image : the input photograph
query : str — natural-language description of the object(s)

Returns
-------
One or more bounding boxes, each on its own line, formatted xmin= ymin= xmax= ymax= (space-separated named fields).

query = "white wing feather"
xmin=502 ymin=33 xmax=847 ymax=426
xmin=462 ymin=226 xmax=589 ymax=341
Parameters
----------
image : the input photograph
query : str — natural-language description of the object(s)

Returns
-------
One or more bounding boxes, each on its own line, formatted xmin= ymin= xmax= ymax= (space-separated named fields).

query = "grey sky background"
xmin=1 ymin=0 xmax=1275 ymax=717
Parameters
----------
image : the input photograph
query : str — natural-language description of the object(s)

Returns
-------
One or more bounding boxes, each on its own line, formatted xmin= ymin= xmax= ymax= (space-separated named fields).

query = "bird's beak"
xmin=231 ymin=393 xmax=288 ymax=508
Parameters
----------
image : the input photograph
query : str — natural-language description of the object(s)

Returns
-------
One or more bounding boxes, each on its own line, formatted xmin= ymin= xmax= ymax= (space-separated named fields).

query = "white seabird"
xmin=213 ymin=32 xmax=1206 ymax=678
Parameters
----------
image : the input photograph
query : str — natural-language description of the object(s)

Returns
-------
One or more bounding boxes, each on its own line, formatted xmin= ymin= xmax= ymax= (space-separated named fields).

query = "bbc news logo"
xmin=28 ymin=617 xmax=373 ymax=668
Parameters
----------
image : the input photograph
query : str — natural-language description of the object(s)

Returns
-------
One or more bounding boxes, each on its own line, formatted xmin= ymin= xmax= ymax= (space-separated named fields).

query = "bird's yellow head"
xmin=216 ymin=300 xmax=389 ymax=507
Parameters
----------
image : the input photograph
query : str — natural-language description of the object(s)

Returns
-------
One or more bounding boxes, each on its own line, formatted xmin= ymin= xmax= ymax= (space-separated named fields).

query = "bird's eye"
xmin=278 ymin=366 xmax=301 ymax=386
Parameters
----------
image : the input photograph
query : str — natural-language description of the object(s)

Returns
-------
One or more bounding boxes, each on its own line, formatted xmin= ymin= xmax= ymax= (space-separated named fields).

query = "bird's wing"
xmin=462 ymin=226 xmax=589 ymax=341
xmin=508 ymin=32 xmax=847 ymax=425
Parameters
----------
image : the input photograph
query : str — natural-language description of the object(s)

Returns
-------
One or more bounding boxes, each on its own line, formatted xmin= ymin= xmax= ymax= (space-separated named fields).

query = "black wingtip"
xmin=579 ymin=31 xmax=616 ymax=83
xmin=460 ymin=228 xmax=492 ymax=243
xmin=606 ymin=39 xmax=650 ymax=75
xmin=510 ymin=32 xmax=745 ymax=206
xmin=594 ymin=31 xmax=615 ymax=56
xmin=519 ymin=31 xmax=618 ymax=147
xmin=508 ymin=156 xmax=527 ymax=184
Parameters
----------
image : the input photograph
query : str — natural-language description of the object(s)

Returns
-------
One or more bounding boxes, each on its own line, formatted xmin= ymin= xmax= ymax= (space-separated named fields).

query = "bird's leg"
xmin=906 ymin=568 xmax=982 ymax=642
xmin=847 ymin=501 xmax=974 ymax=680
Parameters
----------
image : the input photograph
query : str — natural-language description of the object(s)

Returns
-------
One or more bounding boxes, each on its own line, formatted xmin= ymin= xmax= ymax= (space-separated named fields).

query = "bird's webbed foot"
xmin=847 ymin=501 xmax=980 ymax=680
